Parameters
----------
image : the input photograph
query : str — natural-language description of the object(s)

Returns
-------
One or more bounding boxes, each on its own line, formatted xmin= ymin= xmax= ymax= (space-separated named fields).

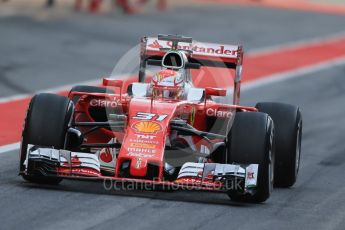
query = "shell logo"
xmin=132 ymin=121 xmax=162 ymax=134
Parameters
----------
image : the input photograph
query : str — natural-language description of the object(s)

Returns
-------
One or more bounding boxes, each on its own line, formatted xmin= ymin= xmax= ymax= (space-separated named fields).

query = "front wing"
xmin=23 ymin=145 xmax=258 ymax=194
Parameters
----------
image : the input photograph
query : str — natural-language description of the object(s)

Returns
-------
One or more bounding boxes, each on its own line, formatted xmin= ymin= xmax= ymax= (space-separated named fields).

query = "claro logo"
xmin=206 ymin=108 xmax=232 ymax=118
xmin=90 ymin=99 xmax=119 ymax=108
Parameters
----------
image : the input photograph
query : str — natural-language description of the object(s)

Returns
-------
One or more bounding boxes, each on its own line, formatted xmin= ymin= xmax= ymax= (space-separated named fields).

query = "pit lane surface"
xmin=1 ymin=5 xmax=345 ymax=97
xmin=1 ymin=5 xmax=345 ymax=230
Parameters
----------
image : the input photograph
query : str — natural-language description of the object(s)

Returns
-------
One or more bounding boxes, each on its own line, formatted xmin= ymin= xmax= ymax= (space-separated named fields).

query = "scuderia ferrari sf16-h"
xmin=19 ymin=35 xmax=302 ymax=203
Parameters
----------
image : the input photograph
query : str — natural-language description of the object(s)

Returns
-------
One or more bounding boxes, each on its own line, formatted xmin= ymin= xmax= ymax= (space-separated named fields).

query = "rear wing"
xmin=142 ymin=36 xmax=243 ymax=69
xmin=138 ymin=35 xmax=243 ymax=104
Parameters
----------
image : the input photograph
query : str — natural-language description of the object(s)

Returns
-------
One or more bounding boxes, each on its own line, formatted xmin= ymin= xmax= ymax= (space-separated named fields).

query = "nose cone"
xmin=115 ymin=98 xmax=179 ymax=179
xmin=130 ymin=158 xmax=148 ymax=177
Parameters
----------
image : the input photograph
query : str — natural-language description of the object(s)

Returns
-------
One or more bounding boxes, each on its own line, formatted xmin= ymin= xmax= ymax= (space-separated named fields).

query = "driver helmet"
xmin=150 ymin=69 xmax=185 ymax=99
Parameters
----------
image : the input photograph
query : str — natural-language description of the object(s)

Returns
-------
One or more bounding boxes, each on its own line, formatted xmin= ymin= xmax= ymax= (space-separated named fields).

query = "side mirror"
xmin=103 ymin=78 xmax=123 ymax=88
xmin=205 ymin=87 xmax=227 ymax=97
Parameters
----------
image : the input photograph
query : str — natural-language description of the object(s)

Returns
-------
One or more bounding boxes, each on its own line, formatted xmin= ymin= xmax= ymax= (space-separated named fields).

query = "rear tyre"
xmin=227 ymin=112 xmax=275 ymax=203
xmin=256 ymin=102 xmax=302 ymax=187
xmin=19 ymin=93 xmax=74 ymax=184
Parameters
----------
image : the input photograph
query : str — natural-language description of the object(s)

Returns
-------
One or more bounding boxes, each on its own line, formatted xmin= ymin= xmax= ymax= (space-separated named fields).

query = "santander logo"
xmin=192 ymin=44 xmax=238 ymax=56
xmin=147 ymin=39 xmax=238 ymax=57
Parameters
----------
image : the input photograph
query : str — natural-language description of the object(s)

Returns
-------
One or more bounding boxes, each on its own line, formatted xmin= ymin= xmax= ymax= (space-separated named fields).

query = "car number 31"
xmin=133 ymin=112 xmax=168 ymax=121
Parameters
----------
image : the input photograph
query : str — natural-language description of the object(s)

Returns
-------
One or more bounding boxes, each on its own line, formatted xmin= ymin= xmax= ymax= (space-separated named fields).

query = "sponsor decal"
xmin=189 ymin=106 xmax=196 ymax=126
xmin=135 ymin=158 xmax=142 ymax=169
xmin=130 ymin=143 xmax=156 ymax=149
xmin=132 ymin=121 xmax=162 ymax=134
xmin=133 ymin=112 xmax=168 ymax=121
xmin=148 ymin=40 xmax=163 ymax=49
xmin=175 ymin=178 xmax=201 ymax=184
xmin=129 ymin=139 xmax=158 ymax=145
xmin=247 ymin=172 xmax=255 ymax=179
xmin=61 ymin=155 xmax=81 ymax=167
xmin=245 ymin=164 xmax=258 ymax=189
xmin=57 ymin=168 xmax=100 ymax=176
xmin=192 ymin=45 xmax=237 ymax=56
xmin=127 ymin=152 xmax=154 ymax=158
xmin=99 ymin=148 xmax=113 ymax=163
xmin=206 ymin=108 xmax=232 ymax=118
xmin=90 ymin=99 xmax=119 ymax=108
xmin=134 ymin=134 xmax=156 ymax=140
xmin=130 ymin=139 xmax=158 ymax=144
xmin=127 ymin=147 xmax=156 ymax=154
xmin=72 ymin=168 xmax=99 ymax=176
xmin=129 ymin=135 xmax=159 ymax=145
xmin=147 ymin=39 xmax=238 ymax=57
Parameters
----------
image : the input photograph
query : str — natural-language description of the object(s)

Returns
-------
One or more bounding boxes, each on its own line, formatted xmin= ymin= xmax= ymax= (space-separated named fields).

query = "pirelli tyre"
xmin=227 ymin=112 xmax=275 ymax=203
xmin=255 ymin=102 xmax=302 ymax=188
xmin=19 ymin=93 xmax=74 ymax=184
xmin=69 ymin=85 xmax=114 ymax=103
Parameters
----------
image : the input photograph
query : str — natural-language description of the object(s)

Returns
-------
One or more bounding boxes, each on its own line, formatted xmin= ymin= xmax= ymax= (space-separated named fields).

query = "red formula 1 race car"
xmin=19 ymin=35 xmax=302 ymax=203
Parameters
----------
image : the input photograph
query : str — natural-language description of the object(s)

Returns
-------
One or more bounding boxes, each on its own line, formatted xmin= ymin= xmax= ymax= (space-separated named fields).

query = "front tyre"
xmin=256 ymin=102 xmax=302 ymax=187
xmin=227 ymin=112 xmax=275 ymax=203
xmin=19 ymin=93 xmax=74 ymax=184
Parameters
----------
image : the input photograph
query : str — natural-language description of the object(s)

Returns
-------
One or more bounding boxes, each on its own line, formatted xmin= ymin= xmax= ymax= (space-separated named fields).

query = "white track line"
xmin=242 ymin=56 xmax=345 ymax=91
xmin=248 ymin=31 xmax=345 ymax=56
xmin=0 ymin=142 xmax=20 ymax=154
xmin=1 ymin=56 xmax=345 ymax=154
xmin=0 ymin=74 xmax=133 ymax=104
xmin=0 ymin=79 xmax=101 ymax=104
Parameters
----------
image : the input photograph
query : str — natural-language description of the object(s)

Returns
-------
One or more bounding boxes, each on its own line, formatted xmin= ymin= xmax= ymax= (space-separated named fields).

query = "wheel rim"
xmin=268 ymin=127 xmax=274 ymax=194
xmin=295 ymin=121 xmax=302 ymax=176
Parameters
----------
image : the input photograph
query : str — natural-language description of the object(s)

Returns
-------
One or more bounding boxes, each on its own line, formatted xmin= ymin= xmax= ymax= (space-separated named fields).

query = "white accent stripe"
xmin=0 ymin=79 xmax=101 ymax=104
xmin=0 ymin=73 xmax=134 ymax=104
xmin=249 ymin=31 xmax=345 ymax=56
xmin=242 ymin=56 xmax=345 ymax=91
xmin=0 ymin=142 xmax=20 ymax=154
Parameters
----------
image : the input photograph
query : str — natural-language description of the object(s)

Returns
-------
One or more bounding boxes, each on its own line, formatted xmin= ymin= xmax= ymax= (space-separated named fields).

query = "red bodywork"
xmin=65 ymin=79 xmax=257 ymax=189
xmin=47 ymin=36 xmax=259 ymax=190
